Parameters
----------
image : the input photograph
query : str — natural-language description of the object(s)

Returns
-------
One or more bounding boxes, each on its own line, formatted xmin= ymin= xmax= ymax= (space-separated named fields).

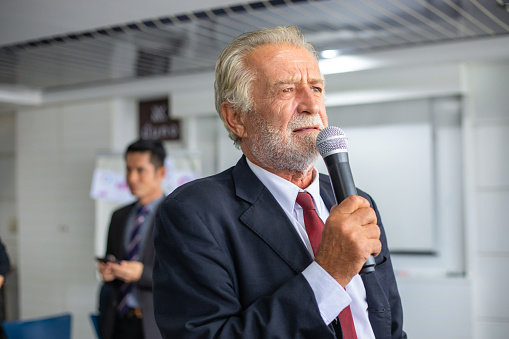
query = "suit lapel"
xmin=319 ymin=174 xmax=336 ymax=209
xmin=233 ymin=156 xmax=313 ymax=273
xmin=116 ymin=202 xmax=137 ymax=259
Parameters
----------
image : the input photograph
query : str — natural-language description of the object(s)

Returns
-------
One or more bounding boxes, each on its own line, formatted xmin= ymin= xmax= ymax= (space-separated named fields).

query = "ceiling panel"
xmin=0 ymin=0 xmax=508 ymax=91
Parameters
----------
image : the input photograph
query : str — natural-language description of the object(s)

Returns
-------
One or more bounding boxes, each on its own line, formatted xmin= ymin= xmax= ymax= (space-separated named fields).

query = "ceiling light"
xmin=319 ymin=55 xmax=380 ymax=74
xmin=320 ymin=49 xmax=340 ymax=59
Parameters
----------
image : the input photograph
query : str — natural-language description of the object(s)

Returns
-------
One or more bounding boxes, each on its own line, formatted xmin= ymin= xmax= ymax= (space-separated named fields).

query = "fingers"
xmin=316 ymin=195 xmax=381 ymax=287
xmin=371 ymin=237 xmax=382 ymax=258
xmin=333 ymin=195 xmax=370 ymax=214
xmin=98 ymin=259 xmax=143 ymax=283
xmin=363 ymin=222 xmax=381 ymax=245
xmin=329 ymin=195 xmax=377 ymax=230
xmin=351 ymin=223 xmax=381 ymax=259
xmin=97 ymin=261 xmax=105 ymax=271
xmin=97 ymin=262 xmax=116 ymax=282
xmin=110 ymin=263 xmax=129 ymax=281
xmin=110 ymin=261 xmax=143 ymax=283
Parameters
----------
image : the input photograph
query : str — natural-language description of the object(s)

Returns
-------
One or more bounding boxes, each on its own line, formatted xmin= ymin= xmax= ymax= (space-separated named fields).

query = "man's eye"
xmin=312 ymin=87 xmax=322 ymax=93
xmin=282 ymin=88 xmax=292 ymax=93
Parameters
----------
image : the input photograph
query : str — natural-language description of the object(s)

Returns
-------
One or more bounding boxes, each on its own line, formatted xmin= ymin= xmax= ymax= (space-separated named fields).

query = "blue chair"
xmin=2 ymin=313 xmax=71 ymax=339
xmin=89 ymin=313 xmax=101 ymax=339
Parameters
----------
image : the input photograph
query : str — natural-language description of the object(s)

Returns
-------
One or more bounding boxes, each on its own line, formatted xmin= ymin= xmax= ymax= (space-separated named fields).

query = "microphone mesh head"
xmin=316 ymin=126 xmax=348 ymax=157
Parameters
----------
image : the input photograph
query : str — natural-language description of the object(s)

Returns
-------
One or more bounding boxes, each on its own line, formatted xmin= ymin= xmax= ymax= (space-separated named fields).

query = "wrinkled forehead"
xmin=246 ymin=43 xmax=323 ymax=81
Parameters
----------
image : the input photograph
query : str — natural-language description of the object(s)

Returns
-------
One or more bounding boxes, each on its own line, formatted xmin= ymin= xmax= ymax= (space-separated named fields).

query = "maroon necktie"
xmin=296 ymin=192 xmax=358 ymax=339
xmin=296 ymin=192 xmax=323 ymax=256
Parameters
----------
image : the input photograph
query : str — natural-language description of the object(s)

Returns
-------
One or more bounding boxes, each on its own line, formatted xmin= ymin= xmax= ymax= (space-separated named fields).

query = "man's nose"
xmin=297 ymin=87 xmax=321 ymax=115
xmin=126 ymin=171 xmax=137 ymax=183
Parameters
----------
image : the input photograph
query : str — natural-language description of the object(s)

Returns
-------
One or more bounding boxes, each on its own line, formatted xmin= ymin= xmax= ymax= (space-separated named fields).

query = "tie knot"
xmin=137 ymin=206 xmax=147 ymax=216
xmin=296 ymin=192 xmax=317 ymax=211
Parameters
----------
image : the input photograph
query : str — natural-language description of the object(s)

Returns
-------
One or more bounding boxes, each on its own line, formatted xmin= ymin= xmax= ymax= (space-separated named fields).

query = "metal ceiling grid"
xmin=0 ymin=0 xmax=508 ymax=91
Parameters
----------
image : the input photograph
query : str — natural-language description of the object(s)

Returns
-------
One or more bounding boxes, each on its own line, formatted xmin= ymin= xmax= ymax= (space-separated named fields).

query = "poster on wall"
xmin=90 ymin=168 xmax=133 ymax=203
xmin=89 ymin=156 xmax=199 ymax=203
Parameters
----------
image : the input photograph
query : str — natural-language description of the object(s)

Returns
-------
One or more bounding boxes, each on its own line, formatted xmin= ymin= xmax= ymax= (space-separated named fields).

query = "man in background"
xmin=153 ymin=26 xmax=406 ymax=338
xmin=97 ymin=139 xmax=165 ymax=339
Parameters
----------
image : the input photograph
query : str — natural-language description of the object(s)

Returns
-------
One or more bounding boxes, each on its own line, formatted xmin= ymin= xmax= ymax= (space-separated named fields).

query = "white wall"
xmin=0 ymin=112 xmax=18 ymax=320
xmin=464 ymin=60 xmax=509 ymax=338
xmin=15 ymin=99 xmax=136 ymax=338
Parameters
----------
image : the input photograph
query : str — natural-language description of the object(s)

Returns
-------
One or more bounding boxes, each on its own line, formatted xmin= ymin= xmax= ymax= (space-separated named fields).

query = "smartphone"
xmin=95 ymin=254 xmax=120 ymax=264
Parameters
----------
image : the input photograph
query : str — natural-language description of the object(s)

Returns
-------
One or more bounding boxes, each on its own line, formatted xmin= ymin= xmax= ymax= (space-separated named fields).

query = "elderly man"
xmin=153 ymin=26 xmax=406 ymax=339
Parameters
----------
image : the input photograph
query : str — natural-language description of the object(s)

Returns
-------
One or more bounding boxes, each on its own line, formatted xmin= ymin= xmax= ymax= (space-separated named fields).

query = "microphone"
xmin=316 ymin=126 xmax=376 ymax=275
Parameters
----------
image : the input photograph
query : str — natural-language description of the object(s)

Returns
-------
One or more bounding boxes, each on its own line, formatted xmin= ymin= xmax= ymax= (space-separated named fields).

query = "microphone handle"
xmin=324 ymin=152 xmax=376 ymax=275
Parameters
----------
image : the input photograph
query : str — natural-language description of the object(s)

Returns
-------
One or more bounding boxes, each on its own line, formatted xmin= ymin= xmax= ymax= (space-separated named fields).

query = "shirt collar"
xmin=246 ymin=158 xmax=322 ymax=215
xmin=137 ymin=195 xmax=164 ymax=215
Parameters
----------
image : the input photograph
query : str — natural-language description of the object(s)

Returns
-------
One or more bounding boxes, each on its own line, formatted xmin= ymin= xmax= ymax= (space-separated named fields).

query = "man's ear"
xmin=221 ymin=102 xmax=248 ymax=139
xmin=156 ymin=165 xmax=166 ymax=181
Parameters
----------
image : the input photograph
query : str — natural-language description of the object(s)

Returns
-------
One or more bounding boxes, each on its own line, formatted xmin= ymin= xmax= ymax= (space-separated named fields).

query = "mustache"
xmin=287 ymin=115 xmax=325 ymax=131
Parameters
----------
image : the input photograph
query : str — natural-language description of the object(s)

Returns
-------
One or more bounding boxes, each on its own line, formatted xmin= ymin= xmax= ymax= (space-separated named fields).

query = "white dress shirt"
xmin=246 ymin=159 xmax=375 ymax=338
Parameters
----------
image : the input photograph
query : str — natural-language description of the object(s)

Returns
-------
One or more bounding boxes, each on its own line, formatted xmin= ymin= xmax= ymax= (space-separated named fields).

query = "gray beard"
xmin=249 ymin=114 xmax=322 ymax=173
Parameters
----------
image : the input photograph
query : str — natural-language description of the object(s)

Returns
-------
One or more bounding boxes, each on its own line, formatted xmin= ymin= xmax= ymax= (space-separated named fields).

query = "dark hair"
xmin=125 ymin=139 xmax=166 ymax=169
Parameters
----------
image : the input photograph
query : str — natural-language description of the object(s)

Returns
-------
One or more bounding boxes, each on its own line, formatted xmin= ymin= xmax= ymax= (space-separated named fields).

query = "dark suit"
xmin=153 ymin=156 xmax=406 ymax=338
xmin=99 ymin=201 xmax=162 ymax=339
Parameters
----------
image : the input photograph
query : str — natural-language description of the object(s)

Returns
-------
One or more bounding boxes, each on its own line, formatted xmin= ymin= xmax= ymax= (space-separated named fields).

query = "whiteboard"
xmin=316 ymin=124 xmax=435 ymax=252
xmin=320 ymin=99 xmax=437 ymax=253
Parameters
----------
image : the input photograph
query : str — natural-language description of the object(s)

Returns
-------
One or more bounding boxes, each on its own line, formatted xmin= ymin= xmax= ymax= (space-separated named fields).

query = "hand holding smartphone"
xmin=95 ymin=254 xmax=120 ymax=264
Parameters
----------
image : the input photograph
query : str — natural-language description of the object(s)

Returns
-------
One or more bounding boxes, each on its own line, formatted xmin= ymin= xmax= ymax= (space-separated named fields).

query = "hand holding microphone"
xmin=315 ymin=126 xmax=379 ymax=286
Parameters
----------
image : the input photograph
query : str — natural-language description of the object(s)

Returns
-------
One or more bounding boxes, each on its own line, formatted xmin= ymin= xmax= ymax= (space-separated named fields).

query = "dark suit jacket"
xmin=99 ymin=201 xmax=162 ymax=339
xmin=153 ymin=156 xmax=406 ymax=338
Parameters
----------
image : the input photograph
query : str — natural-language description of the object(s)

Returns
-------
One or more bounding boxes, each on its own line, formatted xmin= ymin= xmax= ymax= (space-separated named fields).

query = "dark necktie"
xmin=117 ymin=206 xmax=146 ymax=316
xmin=296 ymin=192 xmax=358 ymax=339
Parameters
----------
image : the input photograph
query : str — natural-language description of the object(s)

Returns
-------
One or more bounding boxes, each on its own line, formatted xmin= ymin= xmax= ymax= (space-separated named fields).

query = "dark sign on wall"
xmin=139 ymin=97 xmax=180 ymax=141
